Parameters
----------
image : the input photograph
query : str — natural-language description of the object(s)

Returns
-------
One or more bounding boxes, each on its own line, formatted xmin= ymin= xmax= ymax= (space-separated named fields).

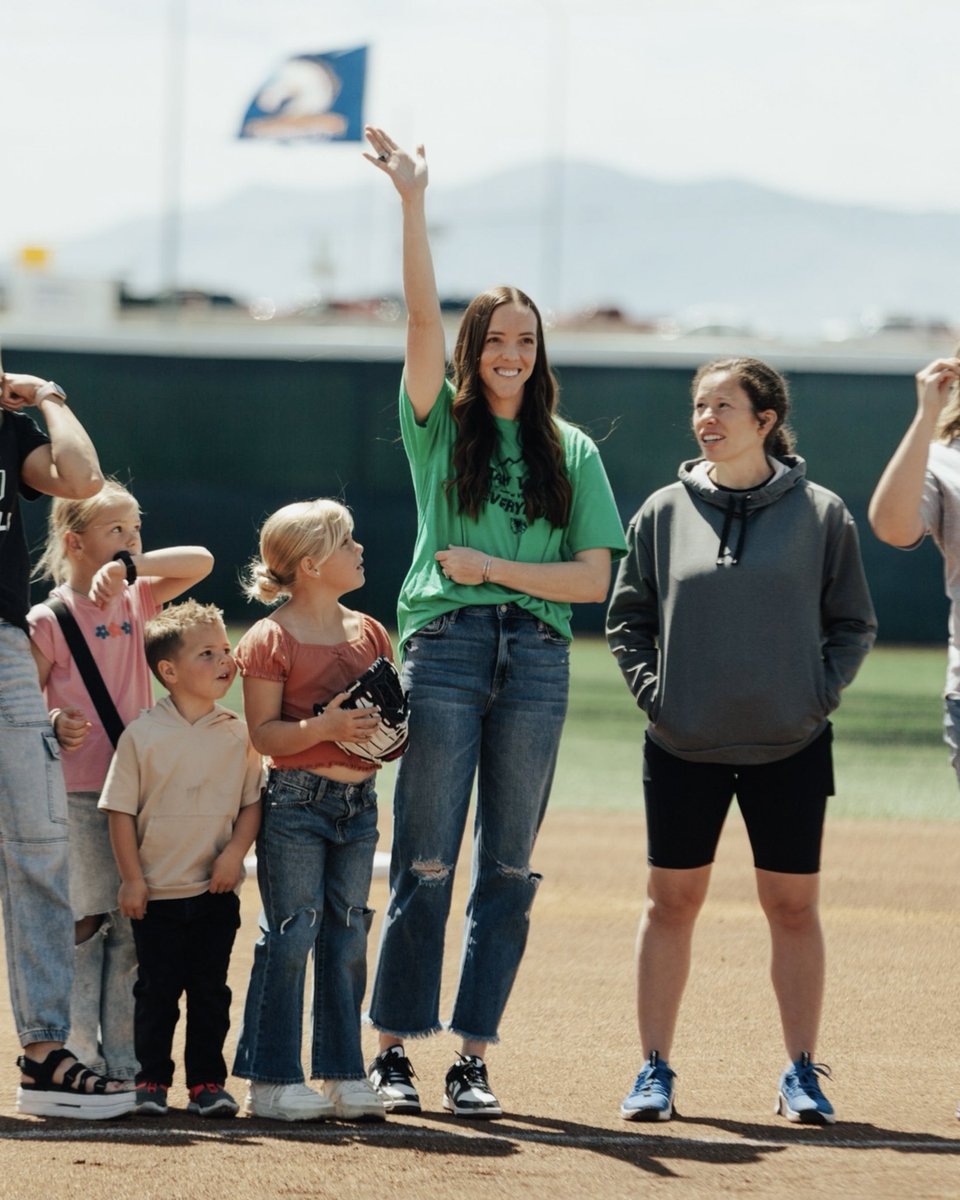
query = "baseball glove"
xmin=314 ymin=655 xmax=409 ymax=763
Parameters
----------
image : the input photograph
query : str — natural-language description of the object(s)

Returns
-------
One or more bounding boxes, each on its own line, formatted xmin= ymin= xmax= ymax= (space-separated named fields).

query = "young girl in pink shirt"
xmin=28 ymin=479 xmax=213 ymax=1084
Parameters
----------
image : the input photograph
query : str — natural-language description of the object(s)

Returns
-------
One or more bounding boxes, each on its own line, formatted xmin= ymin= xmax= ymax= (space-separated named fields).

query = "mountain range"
xmin=56 ymin=161 xmax=960 ymax=337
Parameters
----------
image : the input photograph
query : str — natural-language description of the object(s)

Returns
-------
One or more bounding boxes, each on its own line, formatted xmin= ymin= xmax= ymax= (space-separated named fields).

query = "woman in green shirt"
xmin=362 ymin=126 xmax=626 ymax=1119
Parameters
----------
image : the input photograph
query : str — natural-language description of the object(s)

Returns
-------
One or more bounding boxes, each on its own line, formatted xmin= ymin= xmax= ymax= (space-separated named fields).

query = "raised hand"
xmin=88 ymin=559 xmax=130 ymax=608
xmin=0 ymin=374 xmax=62 ymax=412
xmin=915 ymin=357 xmax=960 ymax=421
xmin=363 ymin=125 xmax=428 ymax=198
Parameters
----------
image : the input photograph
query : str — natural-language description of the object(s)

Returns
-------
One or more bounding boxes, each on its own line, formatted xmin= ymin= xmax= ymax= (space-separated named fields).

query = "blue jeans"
xmin=0 ymin=622 xmax=73 ymax=1046
xmin=232 ymin=770 xmax=378 ymax=1082
xmin=943 ymin=697 xmax=960 ymax=785
xmin=369 ymin=604 xmax=570 ymax=1044
xmin=66 ymin=792 xmax=138 ymax=1080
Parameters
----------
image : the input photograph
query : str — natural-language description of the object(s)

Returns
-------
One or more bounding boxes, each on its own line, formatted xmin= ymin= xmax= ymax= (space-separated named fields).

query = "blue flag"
xmin=238 ymin=47 xmax=367 ymax=143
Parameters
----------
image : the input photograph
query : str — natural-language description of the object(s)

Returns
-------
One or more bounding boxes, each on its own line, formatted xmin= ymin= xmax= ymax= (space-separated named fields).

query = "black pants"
xmin=131 ymin=890 xmax=241 ymax=1088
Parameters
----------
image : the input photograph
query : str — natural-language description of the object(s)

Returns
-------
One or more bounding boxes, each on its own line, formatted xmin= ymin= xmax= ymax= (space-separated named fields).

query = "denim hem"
xmin=19 ymin=1028 xmax=70 ymax=1048
xmin=232 ymin=1072 xmax=306 ymax=1085
xmin=312 ymin=1072 xmax=365 ymax=1081
xmin=447 ymin=1025 xmax=501 ymax=1046
xmin=103 ymin=1063 xmax=139 ymax=1081
xmin=367 ymin=1020 xmax=443 ymax=1040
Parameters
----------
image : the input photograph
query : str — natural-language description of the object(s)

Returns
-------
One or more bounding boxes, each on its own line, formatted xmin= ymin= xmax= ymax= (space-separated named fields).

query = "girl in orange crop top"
xmin=231 ymin=498 xmax=397 ymax=1119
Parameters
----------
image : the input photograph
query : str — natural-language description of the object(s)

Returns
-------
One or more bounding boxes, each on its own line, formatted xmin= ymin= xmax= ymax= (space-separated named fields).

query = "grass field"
xmin=217 ymin=634 xmax=959 ymax=822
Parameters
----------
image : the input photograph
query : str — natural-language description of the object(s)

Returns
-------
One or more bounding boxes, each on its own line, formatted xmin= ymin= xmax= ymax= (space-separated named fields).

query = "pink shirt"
xmin=235 ymin=612 xmax=393 ymax=773
xmin=28 ymin=579 xmax=161 ymax=791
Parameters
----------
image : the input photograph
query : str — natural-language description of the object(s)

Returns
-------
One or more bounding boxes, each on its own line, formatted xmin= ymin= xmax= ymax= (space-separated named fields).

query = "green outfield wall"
xmin=6 ymin=341 xmax=945 ymax=644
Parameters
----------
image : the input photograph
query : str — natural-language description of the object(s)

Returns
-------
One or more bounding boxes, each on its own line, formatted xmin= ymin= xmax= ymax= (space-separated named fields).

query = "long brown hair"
xmin=446 ymin=287 xmax=572 ymax=527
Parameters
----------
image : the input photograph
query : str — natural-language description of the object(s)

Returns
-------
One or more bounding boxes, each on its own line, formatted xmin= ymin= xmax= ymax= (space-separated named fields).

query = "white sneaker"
xmin=244 ymin=1081 xmax=335 ymax=1121
xmin=322 ymin=1077 xmax=387 ymax=1121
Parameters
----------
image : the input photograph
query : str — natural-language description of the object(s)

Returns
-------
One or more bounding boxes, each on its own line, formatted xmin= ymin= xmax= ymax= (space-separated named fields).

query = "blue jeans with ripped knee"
xmin=369 ymin=604 xmax=570 ymax=1044
xmin=232 ymin=769 xmax=377 ymax=1082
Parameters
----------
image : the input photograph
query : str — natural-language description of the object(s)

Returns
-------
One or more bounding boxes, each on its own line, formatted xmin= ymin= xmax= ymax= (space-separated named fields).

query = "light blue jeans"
xmin=369 ymin=604 xmax=570 ymax=1044
xmin=943 ymin=697 xmax=960 ymax=785
xmin=232 ymin=769 xmax=378 ymax=1082
xmin=0 ymin=622 xmax=73 ymax=1046
xmin=66 ymin=792 xmax=138 ymax=1080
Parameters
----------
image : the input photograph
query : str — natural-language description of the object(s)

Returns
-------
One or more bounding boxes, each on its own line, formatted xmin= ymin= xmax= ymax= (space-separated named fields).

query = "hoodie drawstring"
xmin=717 ymin=494 xmax=749 ymax=566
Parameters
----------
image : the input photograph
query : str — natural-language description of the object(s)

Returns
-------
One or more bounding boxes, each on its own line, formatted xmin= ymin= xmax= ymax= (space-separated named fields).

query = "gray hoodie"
xmin=606 ymin=455 xmax=877 ymax=764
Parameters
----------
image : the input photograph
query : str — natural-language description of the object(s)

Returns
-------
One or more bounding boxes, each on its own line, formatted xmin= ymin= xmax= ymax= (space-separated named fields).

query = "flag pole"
xmin=159 ymin=0 xmax=187 ymax=315
xmin=540 ymin=4 xmax=568 ymax=316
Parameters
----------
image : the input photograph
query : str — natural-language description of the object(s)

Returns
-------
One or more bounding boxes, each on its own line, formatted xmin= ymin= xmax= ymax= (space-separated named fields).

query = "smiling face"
xmin=159 ymin=620 xmax=237 ymax=709
xmin=692 ymin=370 xmax=776 ymax=484
xmin=477 ymin=302 xmax=539 ymax=415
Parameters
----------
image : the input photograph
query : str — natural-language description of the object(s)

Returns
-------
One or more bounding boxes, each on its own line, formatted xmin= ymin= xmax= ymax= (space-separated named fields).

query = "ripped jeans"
xmin=369 ymin=604 xmax=570 ymax=1044
xmin=232 ymin=770 xmax=377 ymax=1082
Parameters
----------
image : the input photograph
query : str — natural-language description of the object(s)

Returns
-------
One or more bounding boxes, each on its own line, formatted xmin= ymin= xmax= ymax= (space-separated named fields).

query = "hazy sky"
xmin=2 ymin=0 xmax=957 ymax=265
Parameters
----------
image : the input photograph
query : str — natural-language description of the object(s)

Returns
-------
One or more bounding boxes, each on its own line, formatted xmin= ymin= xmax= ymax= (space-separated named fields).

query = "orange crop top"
xmin=235 ymin=612 xmax=394 ymax=773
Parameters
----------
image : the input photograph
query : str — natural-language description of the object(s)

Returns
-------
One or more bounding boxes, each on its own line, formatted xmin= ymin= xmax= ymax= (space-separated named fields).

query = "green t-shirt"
xmin=396 ymin=378 xmax=626 ymax=652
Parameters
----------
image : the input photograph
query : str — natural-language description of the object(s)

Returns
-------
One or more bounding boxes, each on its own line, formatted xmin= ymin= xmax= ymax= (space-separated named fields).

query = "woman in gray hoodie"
xmin=607 ymin=357 xmax=875 ymax=1127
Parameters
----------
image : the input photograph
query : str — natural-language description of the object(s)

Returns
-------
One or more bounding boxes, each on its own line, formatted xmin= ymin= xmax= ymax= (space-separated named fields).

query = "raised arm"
xmin=88 ymin=546 xmax=215 ymax=608
xmin=869 ymin=357 xmax=960 ymax=547
xmin=364 ymin=126 xmax=446 ymax=420
xmin=4 ymin=375 xmax=104 ymax=500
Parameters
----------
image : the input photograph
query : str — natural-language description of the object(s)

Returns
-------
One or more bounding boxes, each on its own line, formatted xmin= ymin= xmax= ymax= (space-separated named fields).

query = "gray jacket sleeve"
xmin=605 ymin=509 xmax=660 ymax=717
xmin=820 ymin=502 xmax=878 ymax=708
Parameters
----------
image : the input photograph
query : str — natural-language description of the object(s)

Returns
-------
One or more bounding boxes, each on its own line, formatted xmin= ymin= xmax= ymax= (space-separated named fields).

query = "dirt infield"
xmin=0 ymin=810 xmax=958 ymax=1199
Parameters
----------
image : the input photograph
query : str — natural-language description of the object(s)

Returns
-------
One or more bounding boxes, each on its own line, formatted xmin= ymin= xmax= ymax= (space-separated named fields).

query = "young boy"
xmin=99 ymin=600 xmax=263 ymax=1118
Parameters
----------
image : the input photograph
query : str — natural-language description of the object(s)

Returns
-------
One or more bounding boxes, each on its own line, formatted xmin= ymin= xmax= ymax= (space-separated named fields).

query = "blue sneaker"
xmin=776 ymin=1053 xmax=835 ymax=1125
xmin=620 ymin=1051 xmax=676 ymax=1121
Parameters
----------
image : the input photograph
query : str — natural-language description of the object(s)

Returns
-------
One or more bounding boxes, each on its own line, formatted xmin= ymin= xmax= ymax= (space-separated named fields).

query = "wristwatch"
xmin=37 ymin=381 xmax=67 ymax=404
xmin=111 ymin=550 xmax=138 ymax=584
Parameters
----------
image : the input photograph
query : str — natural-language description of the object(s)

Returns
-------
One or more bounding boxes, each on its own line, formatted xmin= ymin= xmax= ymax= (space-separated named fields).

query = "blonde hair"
xmin=144 ymin=599 xmax=225 ymax=684
xmin=33 ymin=479 xmax=140 ymax=584
xmin=243 ymin=499 xmax=354 ymax=605
xmin=937 ymin=342 xmax=960 ymax=444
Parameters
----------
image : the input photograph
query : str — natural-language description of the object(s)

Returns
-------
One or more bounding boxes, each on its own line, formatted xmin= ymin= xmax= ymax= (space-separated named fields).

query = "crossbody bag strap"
xmin=44 ymin=596 xmax=125 ymax=749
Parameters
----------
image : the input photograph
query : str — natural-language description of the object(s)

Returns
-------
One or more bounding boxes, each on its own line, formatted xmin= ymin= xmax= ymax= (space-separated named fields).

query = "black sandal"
xmin=16 ymin=1048 xmax=135 ymax=1120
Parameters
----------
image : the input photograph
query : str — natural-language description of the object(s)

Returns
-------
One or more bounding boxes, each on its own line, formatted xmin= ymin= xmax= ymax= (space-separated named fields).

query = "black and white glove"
xmin=314 ymin=656 xmax=409 ymax=763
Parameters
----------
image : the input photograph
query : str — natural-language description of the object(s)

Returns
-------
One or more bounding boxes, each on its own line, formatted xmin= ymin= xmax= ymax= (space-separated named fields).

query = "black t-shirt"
xmin=0 ymin=411 xmax=48 ymax=630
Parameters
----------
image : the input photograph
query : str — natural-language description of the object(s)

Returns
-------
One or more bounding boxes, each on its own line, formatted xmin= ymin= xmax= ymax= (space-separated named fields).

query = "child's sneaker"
xmin=322 ymin=1077 xmax=386 ymax=1121
xmin=443 ymin=1054 xmax=502 ymax=1118
xmin=187 ymin=1082 xmax=239 ymax=1118
xmin=776 ymin=1053 xmax=836 ymax=1125
xmin=620 ymin=1051 xmax=676 ymax=1121
xmin=367 ymin=1045 xmax=421 ymax=1113
xmin=244 ymin=1081 xmax=335 ymax=1121
xmin=135 ymin=1081 xmax=169 ymax=1116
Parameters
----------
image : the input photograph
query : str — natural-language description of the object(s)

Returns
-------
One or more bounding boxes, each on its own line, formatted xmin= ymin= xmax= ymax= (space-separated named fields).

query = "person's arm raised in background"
xmin=869 ymin=356 xmax=960 ymax=547
xmin=2 ymin=373 xmax=103 ymax=500
xmin=364 ymin=127 xmax=446 ymax=422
